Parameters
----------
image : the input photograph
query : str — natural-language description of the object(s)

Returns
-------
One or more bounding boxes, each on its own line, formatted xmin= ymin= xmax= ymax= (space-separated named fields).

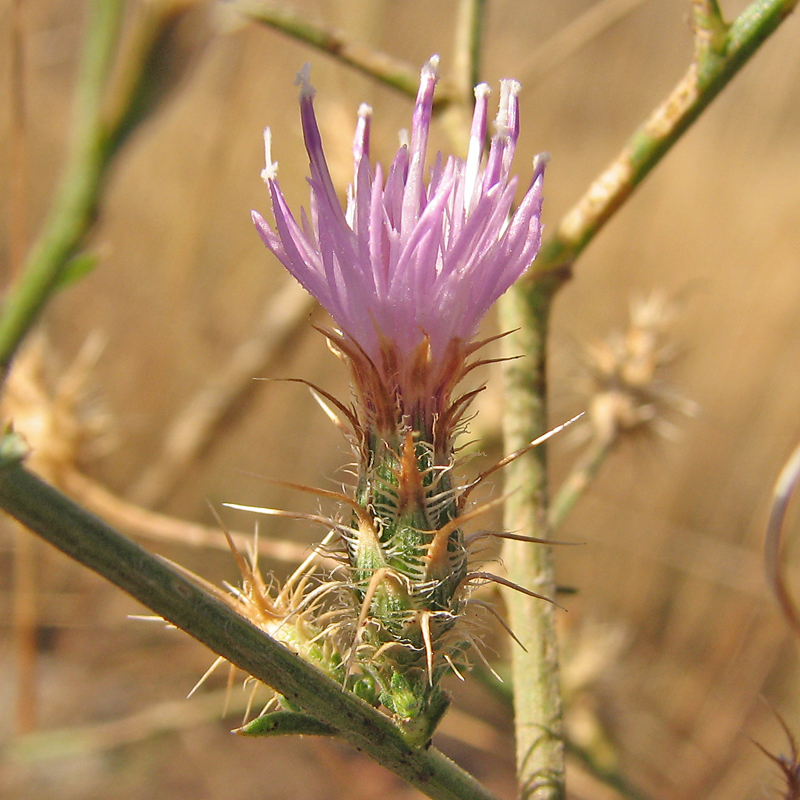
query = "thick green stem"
xmin=0 ymin=0 xmax=125 ymax=377
xmin=0 ymin=445 xmax=499 ymax=800
xmin=532 ymin=0 xmax=798 ymax=283
xmin=499 ymin=278 xmax=564 ymax=800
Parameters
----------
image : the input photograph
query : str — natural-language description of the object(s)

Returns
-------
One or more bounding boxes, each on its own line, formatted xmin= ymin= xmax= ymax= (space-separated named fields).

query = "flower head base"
xmin=253 ymin=57 xmax=545 ymax=446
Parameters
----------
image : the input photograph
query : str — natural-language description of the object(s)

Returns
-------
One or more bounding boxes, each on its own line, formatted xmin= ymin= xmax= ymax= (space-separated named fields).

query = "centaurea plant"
xmin=236 ymin=56 xmax=555 ymax=745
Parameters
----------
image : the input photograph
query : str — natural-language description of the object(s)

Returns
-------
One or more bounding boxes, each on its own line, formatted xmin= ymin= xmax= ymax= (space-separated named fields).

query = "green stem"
xmin=0 ymin=447 xmax=500 ymax=800
xmin=531 ymin=0 xmax=798 ymax=283
xmin=499 ymin=277 xmax=564 ymax=800
xmin=0 ymin=0 xmax=125 ymax=377
xmin=235 ymin=0 xmax=458 ymax=106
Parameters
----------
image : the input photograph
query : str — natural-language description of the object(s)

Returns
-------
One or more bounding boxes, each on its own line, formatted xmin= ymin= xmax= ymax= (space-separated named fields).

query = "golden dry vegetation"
xmin=1 ymin=1 xmax=800 ymax=799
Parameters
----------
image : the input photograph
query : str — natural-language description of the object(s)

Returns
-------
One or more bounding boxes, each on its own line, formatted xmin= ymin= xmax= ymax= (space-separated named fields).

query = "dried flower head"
xmin=0 ymin=333 xmax=109 ymax=484
xmin=578 ymin=290 xmax=698 ymax=444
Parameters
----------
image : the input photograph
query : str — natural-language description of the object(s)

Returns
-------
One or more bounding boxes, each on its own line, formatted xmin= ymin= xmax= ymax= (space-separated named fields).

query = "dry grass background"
xmin=1 ymin=1 xmax=800 ymax=798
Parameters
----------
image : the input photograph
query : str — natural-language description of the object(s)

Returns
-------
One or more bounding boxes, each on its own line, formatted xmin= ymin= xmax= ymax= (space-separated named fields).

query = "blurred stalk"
xmin=8 ymin=0 xmax=39 ymax=737
xmin=548 ymin=437 xmax=614 ymax=533
xmin=0 ymin=0 xmax=125 ymax=380
xmin=565 ymin=739 xmax=654 ymax=800
xmin=765 ymin=439 xmax=800 ymax=636
xmin=127 ymin=280 xmax=314 ymax=508
xmin=0 ymin=0 xmax=207 ymax=382
xmin=516 ymin=0 xmax=649 ymax=86
xmin=0 ymin=440 xmax=499 ymax=800
xmin=531 ymin=0 xmax=799 ymax=284
xmin=235 ymin=0 xmax=459 ymax=104
xmin=9 ymin=0 xmax=28 ymax=279
xmin=691 ymin=0 xmax=729 ymax=67
xmin=453 ymin=0 xmax=486 ymax=100
xmin=438 ymin=0 xmax=488 ymax=158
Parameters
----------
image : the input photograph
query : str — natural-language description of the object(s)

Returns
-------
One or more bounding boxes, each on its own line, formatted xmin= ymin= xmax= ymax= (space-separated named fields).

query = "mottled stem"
xmin=499 ymin=278 xmax=564 ymax=800
xmin=532 ymin=0 xmax=799 ymax=283
xmin=0 ymin=440 xmax=499 ymax=800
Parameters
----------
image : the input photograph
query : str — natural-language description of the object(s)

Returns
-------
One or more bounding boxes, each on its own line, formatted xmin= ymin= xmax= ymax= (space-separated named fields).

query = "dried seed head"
xmin=578 ymin=290 xmax=698 ymax=444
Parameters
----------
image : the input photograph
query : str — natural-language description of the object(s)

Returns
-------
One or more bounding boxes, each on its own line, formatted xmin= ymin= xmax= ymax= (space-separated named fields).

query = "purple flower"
xmin=252 ymin=57 xmax=545 ymax=372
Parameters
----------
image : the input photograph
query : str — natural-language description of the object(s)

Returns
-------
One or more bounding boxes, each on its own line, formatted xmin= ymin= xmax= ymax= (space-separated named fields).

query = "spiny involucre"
xmin=246 ymin=56 xmax=549 ymax=745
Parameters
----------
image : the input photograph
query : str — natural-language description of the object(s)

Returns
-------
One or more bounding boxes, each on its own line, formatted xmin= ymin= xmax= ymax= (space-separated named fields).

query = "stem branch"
xmin=532 ymin=0 xmax=798 ymax=283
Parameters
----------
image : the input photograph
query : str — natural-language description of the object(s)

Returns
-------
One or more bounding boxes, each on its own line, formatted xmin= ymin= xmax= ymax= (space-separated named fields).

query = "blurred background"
xmin=1 ymin=1 xmax=800 ymax=798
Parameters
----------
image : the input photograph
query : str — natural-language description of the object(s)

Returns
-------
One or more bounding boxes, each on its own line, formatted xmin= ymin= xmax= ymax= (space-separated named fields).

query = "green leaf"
xmin=55 ymin=252 xmax=100 ymax=292
xmin=235 ymin=711 xmax=337 ymax=738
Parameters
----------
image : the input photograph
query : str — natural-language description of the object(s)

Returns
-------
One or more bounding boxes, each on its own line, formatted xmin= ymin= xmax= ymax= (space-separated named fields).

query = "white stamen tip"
xmin=496 ymin=81 xmax=517 ymax=138
xmin=533 ymin=152 xmax=550 ymax=181
xmin=398 ymin=128 xmax=410 ymax=148
xmin=503 ymin=79 xmax=521 ymax=99
xmin=357 ymin=103 xmax=373 ymax=120
xmin=260 ymin=127 xmax=278 ymax=182
xmin=422 ymin=55 xmax=441 ymax=79
xmin=294 ymin=63 xmax=314 ymax=98
xmin=474 ymin=83 xmax=490 ymax=101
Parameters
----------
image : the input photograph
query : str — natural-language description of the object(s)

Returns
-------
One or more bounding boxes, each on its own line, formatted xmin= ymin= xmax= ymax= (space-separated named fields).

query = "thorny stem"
xmin=531 ymin=0 xmax=799 ymax=284
xmin=235 ymin=0 xmax=458 ymax=106
xmin=0 ymin=0 xmax=125 ymax=380
xmin=0 ymin=444 xmax=500 ymax=800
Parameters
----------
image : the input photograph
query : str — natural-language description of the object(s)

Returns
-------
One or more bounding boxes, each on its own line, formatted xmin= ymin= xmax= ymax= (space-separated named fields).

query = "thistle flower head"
xmin=253 ymin=57 xmax=545 ymax=443
xmin=244 ymin=59 xmax=553 ymax=745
